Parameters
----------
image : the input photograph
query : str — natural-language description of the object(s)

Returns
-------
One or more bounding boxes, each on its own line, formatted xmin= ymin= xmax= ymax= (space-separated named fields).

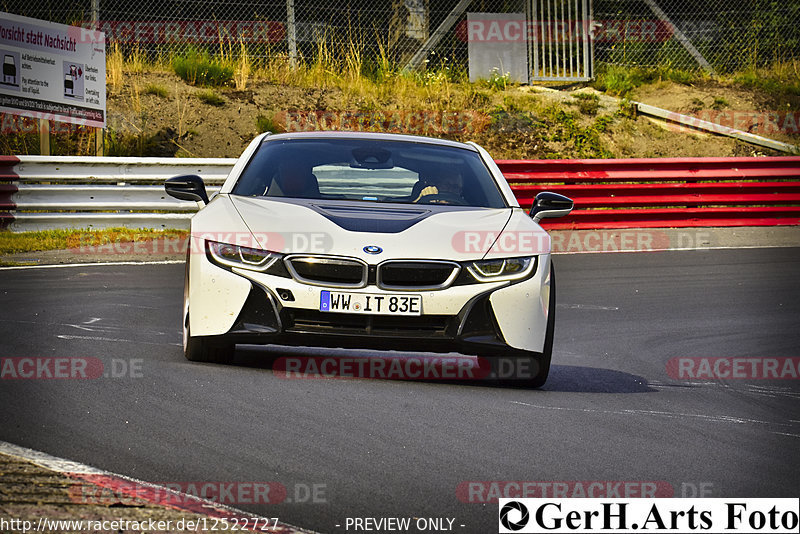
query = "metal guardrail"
xmin=1 ymin=155 xmax=799 ymax=232
xmin=0 ymin=156 xmax=232 ymax=231
xmin=498 ymin=157 xmax=800 ymax=229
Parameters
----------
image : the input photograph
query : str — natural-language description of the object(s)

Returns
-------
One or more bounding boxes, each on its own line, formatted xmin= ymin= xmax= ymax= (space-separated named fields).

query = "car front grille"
xmin=284 ymin=256 xmax=367 ymax=287
xmin=377 ymin=261 xmax=460 ymax=290
xmin=283 ymin=255 xmax=464 ymax=290
xmin=285 ymin=309 xmax=452 ymax=338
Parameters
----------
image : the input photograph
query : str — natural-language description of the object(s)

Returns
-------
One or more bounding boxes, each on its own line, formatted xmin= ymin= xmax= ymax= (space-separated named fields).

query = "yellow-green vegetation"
xmin=592 ymin=65 xmax=701 ymax=97
xmin=6 ymin=36 xmax=797 ymax=159
xmin=0 ymin=122 xmax=98 ymax=158
xmin=173 ymin=50 xmax=234 ymax=86
xmin=571 ymin=93 xmax=601 ymax=115
xmin=0 ymin=228 xmax=188 ymax=255
xmin=195 ymin=89 xmax=225 ymax=106
xmin=711 ymin=96 xmax=730 ymax=110
xmin=733 ymin=61 xmax=800 ymax=97
xmin=144 ymin=84 xmax=169 ymax=98
xmin=256 ymin=114 xmax=283 ymax=134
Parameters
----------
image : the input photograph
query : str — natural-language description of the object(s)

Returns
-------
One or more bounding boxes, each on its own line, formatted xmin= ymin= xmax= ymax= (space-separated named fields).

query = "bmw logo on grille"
xmin=363 ymin=245 xmax=383 ymax=254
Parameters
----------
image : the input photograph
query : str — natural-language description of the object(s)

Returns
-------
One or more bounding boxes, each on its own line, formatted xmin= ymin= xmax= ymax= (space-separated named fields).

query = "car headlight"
xmin=466 ymin=257 xmax=536 ymax=282
xmin=207 ymin=240 xmax=280 ymax=271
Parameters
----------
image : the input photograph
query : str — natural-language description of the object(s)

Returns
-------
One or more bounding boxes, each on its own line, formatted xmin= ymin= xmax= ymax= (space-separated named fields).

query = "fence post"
xmin=38 ymin=120 xmax=50 ymax=156
xmin=286 ymin=0 xmax=298 ymax=68
xmin=91 ymin=0 xmax=103 ymax=155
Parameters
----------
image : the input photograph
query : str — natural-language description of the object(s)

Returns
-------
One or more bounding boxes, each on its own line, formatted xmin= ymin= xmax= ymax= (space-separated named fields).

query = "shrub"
xmin=255 ymin=114 xmax=284 ymax=134
xmin=173 ymin=51 xmax=233 ymax=87
xmin=572 ymin=93 xmax=600 ymax=115
xmin=144 ymin=84 xmax=169 ymax=98
xmin=195 ymin=90 xmax=225 ymax=106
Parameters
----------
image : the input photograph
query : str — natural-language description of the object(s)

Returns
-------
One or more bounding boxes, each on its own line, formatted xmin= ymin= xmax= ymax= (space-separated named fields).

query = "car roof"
xmin=261 ymin=131 xmax=479 ymax=151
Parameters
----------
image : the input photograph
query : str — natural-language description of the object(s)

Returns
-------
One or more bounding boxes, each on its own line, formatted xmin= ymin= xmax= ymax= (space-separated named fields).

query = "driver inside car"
xmin=413 ymin=169 xmax=464 ymax=204
xmin=269 ymin=159 xmax=320 ymax=198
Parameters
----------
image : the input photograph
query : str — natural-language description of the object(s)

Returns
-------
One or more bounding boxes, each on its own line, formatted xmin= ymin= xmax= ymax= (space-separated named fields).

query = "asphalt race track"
xmin=1 ymin=248 xmax=799 ymax=533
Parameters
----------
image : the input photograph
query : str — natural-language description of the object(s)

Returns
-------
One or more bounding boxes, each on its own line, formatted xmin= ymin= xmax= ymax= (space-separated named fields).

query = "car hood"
xmin=226 ymin=195 xmax=546 ymax=262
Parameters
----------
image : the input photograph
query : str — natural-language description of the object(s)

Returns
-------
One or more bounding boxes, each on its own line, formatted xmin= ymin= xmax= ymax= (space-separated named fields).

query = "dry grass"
xmin=127 ymin=46 xmax=147 ymax=74
xmin=249 ymin=38 xmax=477 ymax=114
xmin=129 ymin=78 xmax=142 ymax=114
xmin=234 ymin=42 xmax=251 ymax=90
xmin=107 ymin=43 xmax=124 ymax=93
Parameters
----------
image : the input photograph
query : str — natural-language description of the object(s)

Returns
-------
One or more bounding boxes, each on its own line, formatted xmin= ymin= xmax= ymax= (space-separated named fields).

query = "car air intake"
xmin=378 ymin=261 xmax=460 ymax=290
xmin=285 ymin=256 xmax=367 ymax=287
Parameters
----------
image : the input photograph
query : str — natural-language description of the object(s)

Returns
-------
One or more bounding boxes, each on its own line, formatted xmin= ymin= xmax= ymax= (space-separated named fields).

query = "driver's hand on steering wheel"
xmin=413 ymin=185 xmax=439 ymax=203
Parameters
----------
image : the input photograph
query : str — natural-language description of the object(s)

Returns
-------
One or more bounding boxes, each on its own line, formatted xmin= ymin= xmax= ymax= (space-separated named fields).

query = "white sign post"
xmin=0 ymin=11 xmax=106 ymax=144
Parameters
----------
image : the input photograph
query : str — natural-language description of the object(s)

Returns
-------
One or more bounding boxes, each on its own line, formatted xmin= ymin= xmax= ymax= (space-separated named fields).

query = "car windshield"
xmin=232 ymin=138 xmax=508 ymax=208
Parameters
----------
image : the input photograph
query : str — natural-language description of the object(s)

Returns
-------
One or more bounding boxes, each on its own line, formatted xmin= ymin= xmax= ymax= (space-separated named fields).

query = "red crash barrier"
xmin=0 ymin=155 xmax=798 ymax=231
xmin=0 ymin=156 xmax=19 ymax=230
xmin=498 ymin=157 xmax=800 ymax=229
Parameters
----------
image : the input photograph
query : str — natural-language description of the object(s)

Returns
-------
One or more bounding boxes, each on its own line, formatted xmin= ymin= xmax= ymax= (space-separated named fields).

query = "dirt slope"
xmin=106 ymin=71 xmax=798 ymax=159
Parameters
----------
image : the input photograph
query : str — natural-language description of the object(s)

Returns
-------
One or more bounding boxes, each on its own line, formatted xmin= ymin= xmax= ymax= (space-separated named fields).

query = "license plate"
xmin=319 ymin=290 xmax=422 ymax=316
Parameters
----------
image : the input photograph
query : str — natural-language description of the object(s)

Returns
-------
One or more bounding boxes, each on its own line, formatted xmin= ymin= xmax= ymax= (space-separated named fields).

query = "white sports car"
xmin=166 ymin=132 xmax=572 ymax=387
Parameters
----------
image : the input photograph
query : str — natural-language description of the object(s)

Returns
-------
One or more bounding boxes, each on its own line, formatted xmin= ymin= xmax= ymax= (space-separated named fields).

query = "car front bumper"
xmin=188 ymin=252 xmax=552 ymax=355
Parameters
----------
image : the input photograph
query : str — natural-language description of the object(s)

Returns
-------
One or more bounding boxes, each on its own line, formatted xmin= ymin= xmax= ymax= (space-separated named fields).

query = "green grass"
xmin=592 ymin=66 xmax=701 ymax=97
xmin=144 ymin=84 xmax=169 ymax=98
xmin=477 ymin=68 xmax=513 ymax=91
xmin=572 ymin=93 xmax=601 ymax=115
xmin=0 ymin=228 xmax=188 ymax=255
xmin=173 ymin=50 xmax=234 ymax=87
xmin=711 ymin=97 xmax=730 ymax=110
xmin=540 ymin=105 xmax=616 ymax=158
xmin=255 ymin=114 xmax=284 ymax=134
xmin=105 ymin=128 xmax=150 ymax=157
xmin=733 ymin=66 xmax=800 ymax=97
xmin=483 ymin=94 xmax=617 ymax=159
xmin=195 ymin=90 xmax=225 ymax=106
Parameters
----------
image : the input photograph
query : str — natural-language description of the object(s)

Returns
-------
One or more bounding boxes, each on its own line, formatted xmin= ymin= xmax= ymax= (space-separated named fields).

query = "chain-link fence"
xmin=594 ymin=0 xmax=800 ymax=73
xmin=2 ymin=0 xmax=799 ymax=75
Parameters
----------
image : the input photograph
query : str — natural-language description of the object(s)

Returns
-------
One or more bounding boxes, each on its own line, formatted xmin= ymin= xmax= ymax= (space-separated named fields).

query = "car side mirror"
xmin=529 ymin=192 xmax=574 ymax=223
xmin=165 ymin=175 xmax=209 ymax=204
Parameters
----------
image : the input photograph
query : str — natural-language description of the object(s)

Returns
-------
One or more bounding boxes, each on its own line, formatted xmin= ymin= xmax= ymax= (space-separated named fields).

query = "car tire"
xmin=496 ymin=261 xmax=556 ymax=389
xmin=183 ymin=248 xmax=236 ymax=364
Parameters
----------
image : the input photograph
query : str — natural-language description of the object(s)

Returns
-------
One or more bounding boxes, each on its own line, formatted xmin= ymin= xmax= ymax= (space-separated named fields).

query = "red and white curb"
xmin=0 ymin=440 xmax=318 ymax=534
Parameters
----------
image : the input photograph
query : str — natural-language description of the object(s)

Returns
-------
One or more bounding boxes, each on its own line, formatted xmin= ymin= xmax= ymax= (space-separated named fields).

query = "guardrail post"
xmin=38 ymin=120 xmax=50 ymax=156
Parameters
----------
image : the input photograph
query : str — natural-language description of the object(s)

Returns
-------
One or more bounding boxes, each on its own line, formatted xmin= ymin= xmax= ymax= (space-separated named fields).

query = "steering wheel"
xmin=418 ymin=192 xmax=467 ymax=205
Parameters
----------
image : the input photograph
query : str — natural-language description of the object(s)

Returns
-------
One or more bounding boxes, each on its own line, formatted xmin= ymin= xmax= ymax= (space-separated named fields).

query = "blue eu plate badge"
xmin=320 ymin=290 xmax=331 ymax=311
